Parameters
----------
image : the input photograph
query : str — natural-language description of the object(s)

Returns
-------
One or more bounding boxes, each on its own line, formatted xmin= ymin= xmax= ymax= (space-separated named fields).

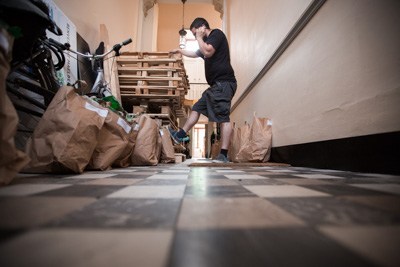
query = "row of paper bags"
xmin=23 ymin=86 xmax=176 ymax=174
xmin=0 ymin=33 xmax=30 ymax=185
xmin=211 ymin=114 xmax=272 ymax=162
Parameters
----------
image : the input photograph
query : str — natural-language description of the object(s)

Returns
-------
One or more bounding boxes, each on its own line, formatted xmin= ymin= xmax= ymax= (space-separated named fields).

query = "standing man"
xmin=169 ymin=17 xmax=236 ymax=163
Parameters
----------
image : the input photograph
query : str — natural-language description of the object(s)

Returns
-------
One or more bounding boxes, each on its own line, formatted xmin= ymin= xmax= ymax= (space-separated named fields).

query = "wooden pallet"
xmin=120 ymin=85 xmax=184 ymax=96
xmin=116 ymin=51 xmax=190 ymax=120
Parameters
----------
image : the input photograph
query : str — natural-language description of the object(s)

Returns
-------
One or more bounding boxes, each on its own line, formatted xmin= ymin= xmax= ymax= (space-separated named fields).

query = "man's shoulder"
xmin=208 ymin=29 xmax=227 ymax=42
xmin=210 ymin=28 xmax=224 ymax=36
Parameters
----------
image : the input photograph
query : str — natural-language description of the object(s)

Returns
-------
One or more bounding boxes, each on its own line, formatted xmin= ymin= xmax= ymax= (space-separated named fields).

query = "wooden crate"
xmin=174 ymin=153 xmax=186 ymax=163
xmin=117 ymin=51 xmax=190 ymax=120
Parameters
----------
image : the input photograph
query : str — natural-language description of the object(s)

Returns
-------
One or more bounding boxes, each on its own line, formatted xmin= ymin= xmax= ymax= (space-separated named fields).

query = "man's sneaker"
xmin=168 ymin=126 xmax=189 ymax=145
xmin=212 ymin=153 xmax=230 ymax=163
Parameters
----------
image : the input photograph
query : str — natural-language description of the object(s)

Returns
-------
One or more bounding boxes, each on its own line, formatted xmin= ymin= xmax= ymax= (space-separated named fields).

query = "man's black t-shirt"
xmin=195 ymin=29 xmax=236 ymax=85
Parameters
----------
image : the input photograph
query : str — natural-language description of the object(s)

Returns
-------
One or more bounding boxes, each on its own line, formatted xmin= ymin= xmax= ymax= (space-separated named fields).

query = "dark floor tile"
xmin=0 ymin=197 xmax=96 ymax=230
xmin=338 ymin=195 xmax=400 ymax=213
xmin=300 ymin=184 xmax=388 ymax=196
xmin=189 ymin=174 xmax=228 ymax=179
xmin=158 ymin=172 xmax=190 ymax=175
xmin=329 ymin=177 xmax=400 ymax=185
xmin=236 ymin=178 xmax=286 ymax=185
xmin=168 ymin=228 xmax=378 ymax=267
xmin=136 ymin=179 xmax=188 ymax=186
xmin=47 ymin=198 xmax=181 ymax=229
xmin=0 ymin=229 xmax=27 ymax=244
xmin=252 ymin=173 xmax=299 ymax=179
xmin=269 ymin=197 xmax=400 ymax=226
xmin=34 ymin=185 xmax=124 ymax=198
xmin=130 ymin=167 xmax=165 ymax=172
xmin=10 ymin=178 xmax=92 ymax=185
xmin=107 ymin=174 xmax=152 ymax=179
xmin=185 ymin=185 xmax=255 ymax=198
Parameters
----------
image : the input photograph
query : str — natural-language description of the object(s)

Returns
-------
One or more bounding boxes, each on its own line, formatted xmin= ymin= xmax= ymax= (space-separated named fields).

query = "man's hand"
xmin=194 ymin=26 xmax=215 ymax=58
xmin=195 ymin=26 xmax=207 ymax=39
xmin=170 ymin=48 xmax=199 ymax=59
xmin=169 ymin=48 xmax=181 ymax=55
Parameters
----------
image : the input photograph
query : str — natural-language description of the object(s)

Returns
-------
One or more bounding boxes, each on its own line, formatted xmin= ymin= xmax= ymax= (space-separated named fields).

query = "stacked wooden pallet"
xmin=116 ymin=52 xmax=190 ymax=118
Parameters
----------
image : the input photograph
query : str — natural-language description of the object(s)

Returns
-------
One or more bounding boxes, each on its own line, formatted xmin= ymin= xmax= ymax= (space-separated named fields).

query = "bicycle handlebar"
xmin=112 ymin=38 xmax=132 ymax=56
xmin=49 ymin=37 xmax=133 ymax=60
xmin=48 ymin=38 xmax=70 ymax=51
xmin=122 ymin=38 xmax=133 ymax=46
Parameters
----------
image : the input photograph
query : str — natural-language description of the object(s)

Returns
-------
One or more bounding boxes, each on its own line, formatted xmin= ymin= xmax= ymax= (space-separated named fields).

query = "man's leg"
xmin=182 ymin=110 xmax=200 ymax=133
xmin=212 ymin=122 xmax=232 ymax=163
xmin=169 ymin=110 xmax=200 ymax=144
xmin=220 ymin=121 xmax=232 ymax=150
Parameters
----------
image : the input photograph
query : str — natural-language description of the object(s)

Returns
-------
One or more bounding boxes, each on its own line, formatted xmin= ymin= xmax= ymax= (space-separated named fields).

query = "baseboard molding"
xmin=271 ymin=131 xmax=400 ymax=175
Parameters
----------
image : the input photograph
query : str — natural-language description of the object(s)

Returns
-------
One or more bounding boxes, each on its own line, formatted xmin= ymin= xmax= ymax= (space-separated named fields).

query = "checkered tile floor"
xmin=0 ymin=159 xmax=399 ymax=267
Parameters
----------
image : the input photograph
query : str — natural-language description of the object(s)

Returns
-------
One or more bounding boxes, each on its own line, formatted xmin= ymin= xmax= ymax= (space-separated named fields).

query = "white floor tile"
xmin=293 ymin=174 xmax=344 ymax=179
xmin=244 ymin=185 xmax=331 ymax=198
xmin=107 ymin=185 xmax=186 ymax=199
xmin=106 ymin=169 xmax=137 ymax=173
xmin=0 ymin=229 xmax=173 ymax=267
xmin=162 ymin=170 xmax=190 ymax=173
xmin=147 ymin=174 xmax=188 ymax=180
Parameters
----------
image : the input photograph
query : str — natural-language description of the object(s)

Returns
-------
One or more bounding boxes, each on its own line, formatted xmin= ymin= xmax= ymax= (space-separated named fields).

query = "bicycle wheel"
xmin=7 ymin=41 xmax=62 ymax=149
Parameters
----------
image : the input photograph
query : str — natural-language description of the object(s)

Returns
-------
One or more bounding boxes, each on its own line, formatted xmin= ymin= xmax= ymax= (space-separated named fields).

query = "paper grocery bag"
xmin=155 ymin=129 xmax=163 ymax=163
xmin=211 ymin=139 xmax=221 ymax=159
xmin=0 ymin=35 xmax=30 ymax=185
xmin=131 ymin=115 xmax=159 ymax=166
xmin=113 ymin=120 xmax=138 ymax=168
xmin=24 ymin=86 xmax=107 ymax=173
xmin=159 ymin=127 xmax=175 ymax=163
xmin=236 ymin=114 xmax=272 ymax=162
xmin=87 ymin=111 xmax=131 ymax=170
xmin=228 ymin=122 xmax=240 ymax=162
xmin=232 ymin=122 xmax=250 ymax=162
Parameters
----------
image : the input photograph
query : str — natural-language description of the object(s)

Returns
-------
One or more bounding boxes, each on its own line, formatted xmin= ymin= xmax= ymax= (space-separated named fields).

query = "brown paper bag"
xmin=155 ymin=130 xmax=163 ymax=163
xmin=87 ymin=111 xmax=130 ymax=170
xmin=211 ymin=139 xmax=221 ymax=159
xmin=159 ymin=127 xmax=175 ymax=163
xmin=113 ymin=120 xmax=138 ymax=168
xmin=236 ymin=114 xmax=272 ymax=162
xmin=228 ymin=122 xmax=241 ymax=162
xmin=232 ymin=122 xmax=250 ymax=162
xmin=24 ymin=87 xmax=107 ymax=173
xmin=0 ymin=32 xmax=30 ymax=185
xmin=131 ymin=115 xmax=159 ymax=166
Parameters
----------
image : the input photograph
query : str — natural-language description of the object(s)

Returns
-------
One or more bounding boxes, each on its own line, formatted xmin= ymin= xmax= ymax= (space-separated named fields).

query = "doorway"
xmin=192 ymin=123 xmax=206 ymax=158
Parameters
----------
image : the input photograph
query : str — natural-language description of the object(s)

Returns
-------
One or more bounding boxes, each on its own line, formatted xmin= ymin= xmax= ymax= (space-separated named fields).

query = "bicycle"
xmin=49 ymin=37 xmax=133 ymax=116
xmin=7 ymin=34 xmax=132 ymax=148
xmin=3 ymin=0 xmax=64 ymax=149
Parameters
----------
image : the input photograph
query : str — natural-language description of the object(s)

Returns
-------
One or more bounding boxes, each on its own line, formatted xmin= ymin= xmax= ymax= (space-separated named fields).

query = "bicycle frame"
xmin=63 ymin=38 xmax=132 ymax=97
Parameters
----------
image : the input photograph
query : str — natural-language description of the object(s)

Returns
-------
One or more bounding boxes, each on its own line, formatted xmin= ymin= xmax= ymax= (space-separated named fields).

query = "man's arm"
xmin=195 ymin=26 xmax=216 ymax=58
xmin=169 ymin=48 xmax=199 ymax=58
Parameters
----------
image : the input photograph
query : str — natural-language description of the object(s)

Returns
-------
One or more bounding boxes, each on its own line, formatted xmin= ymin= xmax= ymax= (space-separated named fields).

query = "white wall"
xmin=228 ymin=0 xmax=312 ymax=105
xmin=140 ymin=3 xmax=159 ymax=51
xmin=53 ymin=0 xmax=139 ymax=51
xmin=229 ymin=0 xmax=400 ymax=147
